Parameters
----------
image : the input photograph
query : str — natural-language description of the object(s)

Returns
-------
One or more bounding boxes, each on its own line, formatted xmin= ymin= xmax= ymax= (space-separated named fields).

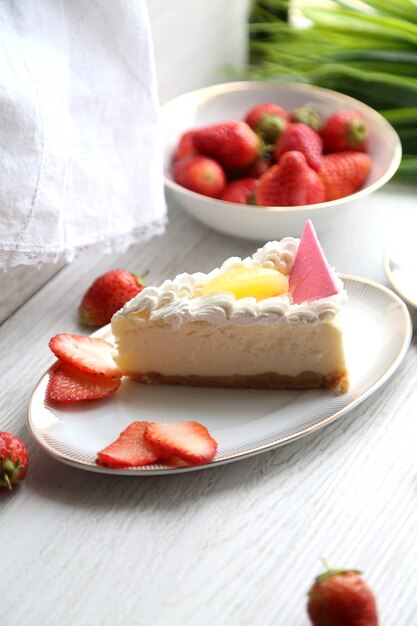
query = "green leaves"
xmin=303 ymin=6 xmax=417 ymax=44
xmin=247 ymin=0 xmax=417 ymax=180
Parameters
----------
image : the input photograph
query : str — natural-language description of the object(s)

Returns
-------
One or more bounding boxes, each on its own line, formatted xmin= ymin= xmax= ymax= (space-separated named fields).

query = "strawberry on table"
xmin=244 ymin=102 xmax=288 ymax=143
xmin=256 ymin=151 xmax=325 ymax=207
xmin=173 ymin=155 xmax=226 ymax=198
xmin=275 ymin=122 xmax=323 ymax=171
xmin=49 ymin=334 xmax=122 ymax=379
xmin=0 ymin=432 xmax=28 ymax=490
xmin=46 ymin=362 xmax=121 ymax=403
xmin=192 ymin=121 xmax=260 ymax=170
xmin=79 ymin=269 xmax=146 ymax=327
xmin=321 ymin=109 xmax=368 ymax=153
xmin=318 ymin=152 xmax=371 ymax=201
xmin=221 ymin=178 xmax=259 ymax=204
xmin=144 ymin=421 xmax=217 ymax=466
xmin=97 ymin=422 xmax=159 ymax=468
xmin=307 ymin=566 xmax=378 ymax=626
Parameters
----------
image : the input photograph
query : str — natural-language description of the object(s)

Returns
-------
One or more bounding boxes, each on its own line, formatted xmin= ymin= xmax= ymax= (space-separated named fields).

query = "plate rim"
xmin=384 ymin=239 xmax=417 ymax=309
xmin=27 ymin=275 xmax=412 ymax=476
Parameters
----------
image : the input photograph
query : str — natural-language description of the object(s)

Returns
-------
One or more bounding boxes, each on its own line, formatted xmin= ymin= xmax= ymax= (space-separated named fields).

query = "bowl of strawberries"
xmin=161 ymin=81 xmax=401 ymax=240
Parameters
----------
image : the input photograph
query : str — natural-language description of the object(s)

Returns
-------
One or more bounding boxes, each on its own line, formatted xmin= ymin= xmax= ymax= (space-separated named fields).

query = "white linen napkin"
xmin=0 ymin=0 xmax=166 ymax=270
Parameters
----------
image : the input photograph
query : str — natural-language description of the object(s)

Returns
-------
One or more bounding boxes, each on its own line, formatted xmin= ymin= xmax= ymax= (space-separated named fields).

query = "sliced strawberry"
xmin=49 ymin=334 xmax=121 ymax=379
xmin=97 ymin=422 xmax=159 ymax=468
xmin=46 ymin=362 xmax=121 ymax=403
xmin=144 ymin=421 xmax=217 ymax=466
xmin=166 ymin=455 xmax=192 ymax=468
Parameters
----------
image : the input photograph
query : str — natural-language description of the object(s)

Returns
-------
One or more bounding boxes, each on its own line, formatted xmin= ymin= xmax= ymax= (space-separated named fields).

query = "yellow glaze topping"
xmin=201 ymin=267 xmax=288 ymax=301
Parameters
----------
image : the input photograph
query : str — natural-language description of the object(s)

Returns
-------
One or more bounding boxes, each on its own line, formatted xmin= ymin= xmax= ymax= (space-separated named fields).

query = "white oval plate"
xmin=28 ymin=276 xmax=411 ymax=475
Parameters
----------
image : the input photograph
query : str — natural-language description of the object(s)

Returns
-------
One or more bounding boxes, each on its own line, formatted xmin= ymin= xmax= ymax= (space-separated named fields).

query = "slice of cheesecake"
xmin=111 ymin=221 xmax=349 ymax=392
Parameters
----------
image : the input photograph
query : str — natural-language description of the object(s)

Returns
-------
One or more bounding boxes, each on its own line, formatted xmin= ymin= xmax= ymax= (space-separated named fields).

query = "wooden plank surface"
xmin=1 ymin=186 xmax=417 ymax=625
xmin=0 ymin=263 xmax=64 ymax=324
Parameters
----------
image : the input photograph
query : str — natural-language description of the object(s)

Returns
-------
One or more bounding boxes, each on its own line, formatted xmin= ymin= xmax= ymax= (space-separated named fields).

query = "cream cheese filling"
xmin=112 ymin=316 xmax=347 ymax=378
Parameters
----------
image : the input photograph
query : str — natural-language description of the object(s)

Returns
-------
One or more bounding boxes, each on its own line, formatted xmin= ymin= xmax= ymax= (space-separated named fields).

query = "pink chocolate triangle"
xmin=289 ymin=220 xmax=340 ymax=304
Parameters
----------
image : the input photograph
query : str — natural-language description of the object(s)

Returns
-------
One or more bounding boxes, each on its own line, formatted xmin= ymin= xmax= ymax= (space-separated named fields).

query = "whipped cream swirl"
xmin=115 ymin=238 xmax=346 ymax=328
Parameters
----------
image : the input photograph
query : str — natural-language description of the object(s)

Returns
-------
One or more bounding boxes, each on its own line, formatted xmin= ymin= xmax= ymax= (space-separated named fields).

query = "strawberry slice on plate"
xmin=144 ymin=421 xmax=218 ymax=466
xmin=49 ymin=334 xmax=121 ymax=379
xmin=46 ymin=362 xmax=121 ymax=403
xmin=166 ymin=455 xmax=192 ymax=468
xmin=97 ymin=422 xmax=159 ymax=468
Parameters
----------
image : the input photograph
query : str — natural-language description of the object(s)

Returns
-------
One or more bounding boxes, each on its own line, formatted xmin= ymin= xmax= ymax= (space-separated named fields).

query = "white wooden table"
xmin=1 ymin=183 xmax=417 ymax=625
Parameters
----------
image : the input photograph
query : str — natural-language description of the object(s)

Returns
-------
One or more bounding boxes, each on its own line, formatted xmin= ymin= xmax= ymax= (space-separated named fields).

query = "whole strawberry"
xmin=256 ymin=151 xmax=325 ymax=207
xmin=244 ymin=102 xmax=288 ymax=143
xmin=307 ymin=567 xmax=378 ymax=626
xmin=246 ymin=154 xmax=274 ymax=179
xmin=321 ymin=109 xmax=368 ymax=153
xmin=319 ymin=152 xmax=372 ymax=200
xmin=0 ymin=432 xmax=28 ymax=490
xmin=193 ymin=121 xmax=260 ymax=170
xmin=78 ymin=269 xmax=146 ymax=327
xmin=221 ymin=178 xmax=259 ymax=205
xmin=172 ymin=155 xmax=226 ymax=198
xmin=172 ymin=130 xmax=197 ymax=162
xmin=290 ymin=107 xmax=321 ymax=132
xmin=275 ymin=122 xmax=323 ymax=171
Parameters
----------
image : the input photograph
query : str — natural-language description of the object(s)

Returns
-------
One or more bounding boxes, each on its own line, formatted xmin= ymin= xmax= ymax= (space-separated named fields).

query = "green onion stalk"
xmin=245 ymin=0 xmax=417 ymax=182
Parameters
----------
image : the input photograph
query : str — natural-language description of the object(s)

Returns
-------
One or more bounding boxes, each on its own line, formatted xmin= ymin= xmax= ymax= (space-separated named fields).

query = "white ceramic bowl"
xmin=161 ymin=81 xmax=402 ymax=240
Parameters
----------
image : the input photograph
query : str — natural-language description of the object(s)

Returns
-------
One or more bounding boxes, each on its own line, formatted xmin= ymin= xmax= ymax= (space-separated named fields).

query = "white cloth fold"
xmin=0 ymin=0 xmax=167 ymax=269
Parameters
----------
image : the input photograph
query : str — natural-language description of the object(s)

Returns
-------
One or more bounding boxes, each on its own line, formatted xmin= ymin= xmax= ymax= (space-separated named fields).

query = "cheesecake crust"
xmin=127 ymin=370 xmax=349 ymax=391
